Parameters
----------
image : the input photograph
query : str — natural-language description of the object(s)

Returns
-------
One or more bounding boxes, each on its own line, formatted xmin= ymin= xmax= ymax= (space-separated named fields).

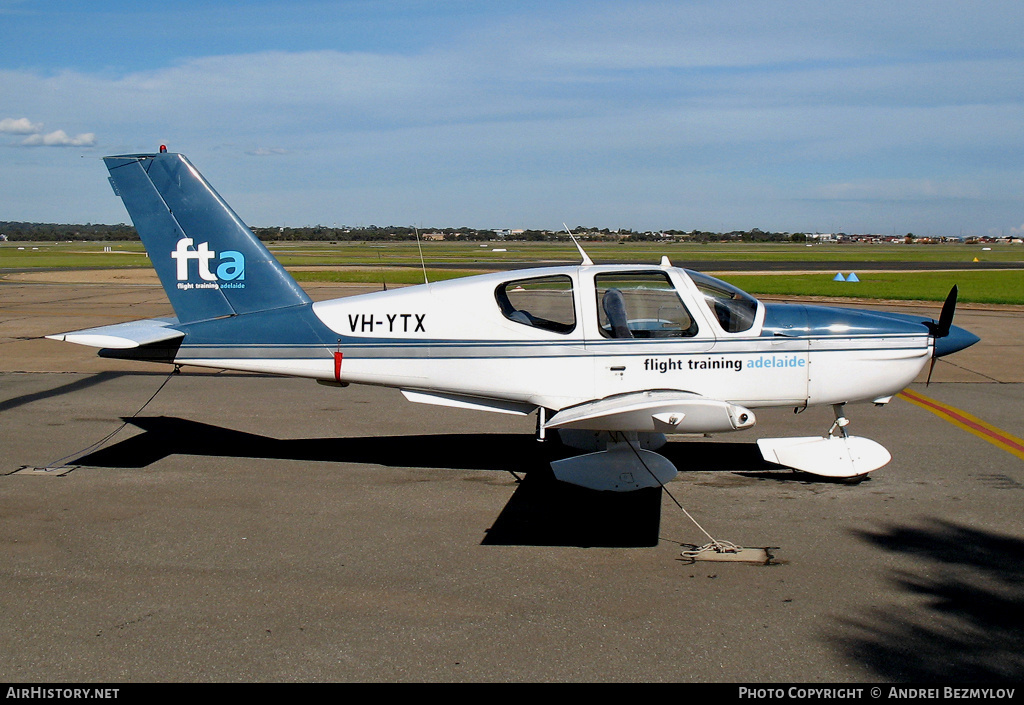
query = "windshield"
xmin=685 ymin=270 xmax=759 ymax=333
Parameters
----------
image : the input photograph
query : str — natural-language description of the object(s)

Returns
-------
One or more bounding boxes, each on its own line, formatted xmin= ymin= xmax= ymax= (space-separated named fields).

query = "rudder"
xmin=105 ymin=152 xmax=311 ymax=324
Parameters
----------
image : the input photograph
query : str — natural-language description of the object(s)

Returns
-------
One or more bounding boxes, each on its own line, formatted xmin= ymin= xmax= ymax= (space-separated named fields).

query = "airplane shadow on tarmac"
xmin=0 ymin=371 xmax=128 ymax=413
xmin=75 ymin=415 xmax=791 ymax=549
xmin=833 ymin=519 xmax=1024 ymax=682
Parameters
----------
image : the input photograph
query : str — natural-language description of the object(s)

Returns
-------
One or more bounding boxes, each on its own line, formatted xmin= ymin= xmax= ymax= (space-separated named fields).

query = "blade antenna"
xmin=563 ymin=223 xmax=593 ymax=265
xmin=414 ymin=226 xmax=429 ymax=285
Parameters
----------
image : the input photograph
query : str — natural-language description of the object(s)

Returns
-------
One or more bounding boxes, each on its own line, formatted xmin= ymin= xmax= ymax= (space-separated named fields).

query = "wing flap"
xmin=47 ymin=318 xmax=184 ymax=350
xmin=401 ymin=389 xmax=535 ymax=416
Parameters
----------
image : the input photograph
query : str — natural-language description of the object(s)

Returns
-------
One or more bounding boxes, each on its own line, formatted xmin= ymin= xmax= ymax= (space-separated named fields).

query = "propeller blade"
xmin=936 ymin=285 xmax=958 ymax=338
xmin=924 ymin=285 xmax=958 ymax=338
xmin=925 ymin=285 xmax=958 ymax=385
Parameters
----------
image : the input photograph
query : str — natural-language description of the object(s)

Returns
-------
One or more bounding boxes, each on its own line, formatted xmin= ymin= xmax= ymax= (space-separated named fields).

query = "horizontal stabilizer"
xmin=757 ymin=435 xmax=891 ymax=478
xmin=545 ymin=390 xmax=755 ymax=434
xmin=46 ymin=318 xmax=183 ymax=349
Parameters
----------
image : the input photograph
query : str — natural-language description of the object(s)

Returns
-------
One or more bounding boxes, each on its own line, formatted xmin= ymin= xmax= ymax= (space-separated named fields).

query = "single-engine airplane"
xmin=49 ymin=151 xmax=979 ymax=491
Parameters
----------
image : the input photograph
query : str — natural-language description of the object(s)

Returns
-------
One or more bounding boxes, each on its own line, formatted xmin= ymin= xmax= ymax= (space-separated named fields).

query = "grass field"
xmin=719 ymin=270 xmax=1024 ymax=305
xmin=3 ymin=240 xmax=1022 ymax=304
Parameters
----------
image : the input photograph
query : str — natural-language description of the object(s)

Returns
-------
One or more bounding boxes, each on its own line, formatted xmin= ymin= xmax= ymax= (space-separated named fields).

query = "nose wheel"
xmin=756 ymin=401 xmax=891 ymax=479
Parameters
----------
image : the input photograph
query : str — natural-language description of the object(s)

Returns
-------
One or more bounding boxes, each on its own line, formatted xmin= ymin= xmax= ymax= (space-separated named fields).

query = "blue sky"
xmin=2 ymin=0 xmax=1022 ymax=236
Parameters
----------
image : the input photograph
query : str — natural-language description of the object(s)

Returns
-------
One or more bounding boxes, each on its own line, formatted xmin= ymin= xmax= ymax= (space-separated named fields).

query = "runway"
xmin=1 ymin=277 xmax=1022 ymax=682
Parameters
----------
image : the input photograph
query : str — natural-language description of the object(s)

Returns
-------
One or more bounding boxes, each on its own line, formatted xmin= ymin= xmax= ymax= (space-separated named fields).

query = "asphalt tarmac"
xmin=1 ymin=275 xmax=1022 ymax=683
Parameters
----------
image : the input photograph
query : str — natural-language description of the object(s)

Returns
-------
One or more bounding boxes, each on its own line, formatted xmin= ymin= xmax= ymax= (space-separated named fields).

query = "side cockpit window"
xmin=495 ymin=275 xmax=576 ymax=334
xmin=595 ymin=271 xmax=698 ymax=338
xmin=686 ymin=270 xmax=758 ymax=333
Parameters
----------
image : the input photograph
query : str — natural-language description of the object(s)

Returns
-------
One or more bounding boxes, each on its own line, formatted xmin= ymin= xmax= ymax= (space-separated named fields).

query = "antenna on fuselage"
xmin=414 ymin=226 xmax=429 ymax=285
xmin=563 ymin=223 xmax=593 ymax=265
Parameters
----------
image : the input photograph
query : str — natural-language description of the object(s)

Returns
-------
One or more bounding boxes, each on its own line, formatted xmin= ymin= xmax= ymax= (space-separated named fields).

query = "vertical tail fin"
xmin=104 ymin=152 xmax=311 ymax=325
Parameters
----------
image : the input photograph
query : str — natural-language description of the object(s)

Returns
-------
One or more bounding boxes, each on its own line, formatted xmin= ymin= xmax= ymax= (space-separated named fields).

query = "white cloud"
xmin=0 ymin=116 xmax=97 ymax=148
xmin=18 ymin=130 xmax=96 ymax=147
xmin=0 ymin=117 xmax=43 ymax=134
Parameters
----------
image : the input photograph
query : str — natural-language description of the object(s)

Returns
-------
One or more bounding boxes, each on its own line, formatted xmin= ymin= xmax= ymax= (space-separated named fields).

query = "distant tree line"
xmin=1 ymin=222 xmax=139 ymax=242
xmin=255 ymin=225 xmax=811 ymax=243
xmin=250 ymin=225 xmax=500 ymax=242
xmin=1 ymin=221 xmax=907 ymax=244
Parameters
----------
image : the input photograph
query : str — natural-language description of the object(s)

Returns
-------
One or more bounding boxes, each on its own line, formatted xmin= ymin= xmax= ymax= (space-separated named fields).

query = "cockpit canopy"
xmin=494 ymin=266 xmax=760 ymax=338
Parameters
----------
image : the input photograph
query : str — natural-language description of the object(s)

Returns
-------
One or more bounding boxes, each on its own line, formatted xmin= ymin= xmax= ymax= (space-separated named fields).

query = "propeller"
xmin=924 ymin=285 xmax=958 ymax=385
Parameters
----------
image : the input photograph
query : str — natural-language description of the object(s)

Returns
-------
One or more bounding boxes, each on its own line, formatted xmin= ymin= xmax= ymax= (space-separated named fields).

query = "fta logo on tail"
xmin=171 ymin=238 xmax=245 ymax=289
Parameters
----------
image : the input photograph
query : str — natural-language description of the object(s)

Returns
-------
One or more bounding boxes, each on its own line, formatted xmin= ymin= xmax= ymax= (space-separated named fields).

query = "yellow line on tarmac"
xmin=898 ymin=389 xmax=1024 ymax=462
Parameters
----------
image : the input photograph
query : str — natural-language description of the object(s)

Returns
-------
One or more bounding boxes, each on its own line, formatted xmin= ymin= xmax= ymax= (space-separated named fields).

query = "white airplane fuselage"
xmin=168 ymin=263 xmax=930 ymax=414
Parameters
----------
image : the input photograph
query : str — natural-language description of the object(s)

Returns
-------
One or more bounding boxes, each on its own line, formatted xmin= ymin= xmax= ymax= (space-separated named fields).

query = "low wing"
xmin=542 ymin=390 xmax=757 ymax=492
xmin=544 ymin=390 xmax=756 ymax=434
xmin=46 ymin=318 xmax=184 ymax=350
